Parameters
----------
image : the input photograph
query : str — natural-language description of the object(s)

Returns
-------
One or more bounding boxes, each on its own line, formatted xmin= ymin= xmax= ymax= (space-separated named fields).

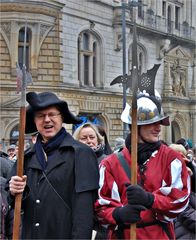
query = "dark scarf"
xmin=125 ymin=133 xmax=161 ymax=165
xmin=93 ymin=144 xmax=106 ymax=164
xmin=35 ymin=127 xmax=66 ymax=170
xmin=125 ymin=133 xmax=161 ymax=185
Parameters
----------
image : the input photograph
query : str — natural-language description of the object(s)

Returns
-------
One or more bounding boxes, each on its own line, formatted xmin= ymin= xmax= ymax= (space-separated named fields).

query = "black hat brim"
xmin=25 ymin=92 xmax=82 ymax=134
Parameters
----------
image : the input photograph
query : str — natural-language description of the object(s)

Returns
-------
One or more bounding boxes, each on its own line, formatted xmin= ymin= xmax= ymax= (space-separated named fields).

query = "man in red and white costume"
xmin=95 ymin=93 xmax=190 ymax=240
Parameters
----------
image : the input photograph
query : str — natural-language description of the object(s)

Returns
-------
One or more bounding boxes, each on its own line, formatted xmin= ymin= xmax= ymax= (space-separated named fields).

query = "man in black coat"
xmin=8 ymin=92 xmax=99 ymax=239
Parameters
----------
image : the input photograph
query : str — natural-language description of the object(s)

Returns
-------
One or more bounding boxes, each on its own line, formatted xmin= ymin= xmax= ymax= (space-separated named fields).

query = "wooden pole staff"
xmin=130 ymin=21 xmax=139 ymax=240
xmin=12 ymin=22 xmax=27 ymax=240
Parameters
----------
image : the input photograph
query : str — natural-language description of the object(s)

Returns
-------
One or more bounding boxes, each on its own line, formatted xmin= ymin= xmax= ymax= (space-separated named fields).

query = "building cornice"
xmin=0 ymin=0 xmax=65 ymax=17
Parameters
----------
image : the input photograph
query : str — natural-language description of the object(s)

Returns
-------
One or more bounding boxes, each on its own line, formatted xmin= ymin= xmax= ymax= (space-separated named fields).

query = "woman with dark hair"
xmin=96 ymin=125 xmax=113 ymax=155
xmin=176 ymin=138 xmax=190 ymax=150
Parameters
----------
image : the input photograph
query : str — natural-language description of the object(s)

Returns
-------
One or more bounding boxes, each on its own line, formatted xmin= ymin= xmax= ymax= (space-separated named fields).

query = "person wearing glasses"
xmin=8 ymin=92 xmax=99 ymax=239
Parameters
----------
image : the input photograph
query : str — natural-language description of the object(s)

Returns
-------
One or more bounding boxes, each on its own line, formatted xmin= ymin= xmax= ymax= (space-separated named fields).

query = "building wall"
xmin=0 ymin=0 xmax=195 ymax=151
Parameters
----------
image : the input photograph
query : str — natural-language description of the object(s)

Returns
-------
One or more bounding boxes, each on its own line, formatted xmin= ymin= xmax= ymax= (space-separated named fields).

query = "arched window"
xmin=72 ymin=113 xmax=104 ymax=134
xmin=138 ymin=0 xmax=144 ymax=19
xmin=171 ymin=121 xmax=181 ymax=143
xmin=78 ymin=30 xmax=102 ymax=88
xmin=93 ymin=42 xmax=97 ymax=86
xmin=167 ymin=5 xmax=172 ymax=33
xmin=175 ymin=6 xmax=180 ymax=29
xmin=10 ymin=125 xmax=19 ymax=144
xmin=138 ymin=52 xmax=143 ymax=75
xmin=162 ymin=1 xmax=166 ymax=17
xmin=18 ymin=27 xmax=31 ymax=71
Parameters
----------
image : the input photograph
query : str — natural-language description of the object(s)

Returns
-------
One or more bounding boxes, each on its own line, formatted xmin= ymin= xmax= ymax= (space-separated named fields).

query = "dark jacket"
xmin=0 ymin=151 xmax=9 ymax=159
xmin=8 ymin=131 xmax=99 ymax=239
xmin=0 ymin=157 xmax=14 ymax=179
xmin=174 ymin=191 xmax=196 ymax=239
xmin=0 ymin=176 xmax=14 ymax=239
xmin=94 ymin=144 xmax=107 ymax=165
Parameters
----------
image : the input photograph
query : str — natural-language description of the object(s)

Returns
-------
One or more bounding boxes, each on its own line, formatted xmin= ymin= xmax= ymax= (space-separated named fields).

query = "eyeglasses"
xmin=35 ymin=112 xmax=61 ymax=120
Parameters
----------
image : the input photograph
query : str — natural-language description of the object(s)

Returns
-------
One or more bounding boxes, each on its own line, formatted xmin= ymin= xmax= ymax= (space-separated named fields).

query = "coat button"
xmin=35 ymin=223 xmax=40 ymax=227
xmin=36 ymin=199 xmax=40 ymax=203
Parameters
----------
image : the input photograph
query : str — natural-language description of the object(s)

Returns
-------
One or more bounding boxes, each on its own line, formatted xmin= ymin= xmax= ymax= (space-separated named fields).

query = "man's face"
xmin=34 ymin=106 xmax=63 ymax=143
xmin=8 ymin=148 xmax=15 ymax=157
xmin=138 ymin=122 xmax=161 ymax=143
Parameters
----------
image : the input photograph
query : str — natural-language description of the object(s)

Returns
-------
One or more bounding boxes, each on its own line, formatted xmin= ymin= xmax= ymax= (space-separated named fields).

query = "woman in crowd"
xmin=170 ymin=143 xmax=196 ymax=239
xmin=73 ymin=122 xmax=111 ymax=239
xmin=73 ymin=122 xmax=108 ymax=164
xmin=96 ymin=125 xmax=113 ymax=155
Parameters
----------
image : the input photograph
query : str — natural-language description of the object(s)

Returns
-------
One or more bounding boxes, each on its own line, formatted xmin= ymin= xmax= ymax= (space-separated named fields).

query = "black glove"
xmin=126 ymin=184 xmax=154 ymax=209
xmin=112 ymin=204 xmax=146 ymax=224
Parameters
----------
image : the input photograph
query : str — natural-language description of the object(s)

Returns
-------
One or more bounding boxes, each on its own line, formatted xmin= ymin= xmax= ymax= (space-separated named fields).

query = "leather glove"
xmin=126 ymin=184 xmax=154 ymax=209
xmin=112 ymin=204 xmax=146 ymax=224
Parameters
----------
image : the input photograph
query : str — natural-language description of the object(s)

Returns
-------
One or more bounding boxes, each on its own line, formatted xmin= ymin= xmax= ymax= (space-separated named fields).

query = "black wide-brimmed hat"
xmin=25 ymin=92 xmax=82 ymax=134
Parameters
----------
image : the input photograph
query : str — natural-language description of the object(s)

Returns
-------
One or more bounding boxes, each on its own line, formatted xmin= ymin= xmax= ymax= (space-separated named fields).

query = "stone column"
xmin=192 ymin=63 xmax=196 ymax=88
xmin=10 ymin=21 xmax=19 ymax=70
xmin=156 ymin=0 xmax=162 ymax=16
xmin=189 ymin=52 xmax=196 ymax=98
xmin=165 ymin=111 xmax=173 ymax=144
xmin=191 ymin=113 xmax=196 ymax=146
xmin=163 ymin=61 xmax=173 ymax=96
xmin=78 ymin=35 xmax=84 ymax=85
xmin=166 ymin=124 xmax=172 ymax=145
xmin=186 ymin=0 xmax=191 ymax=25
xmin=88 ymin=34 xmax=93 ymax=87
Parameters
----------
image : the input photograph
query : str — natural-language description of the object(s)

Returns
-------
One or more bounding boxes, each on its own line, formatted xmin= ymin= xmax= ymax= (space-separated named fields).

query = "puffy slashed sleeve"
xmin=94 ymin=154 xmax=129 ymax=226
xmin=152 ymin=154 xmax=190 ymax=222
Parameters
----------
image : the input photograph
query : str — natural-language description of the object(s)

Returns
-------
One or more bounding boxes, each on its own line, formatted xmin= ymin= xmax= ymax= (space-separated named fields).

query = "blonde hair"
xmin=73 ymin=122 xmax=104 ymax=144
xmin=169 ymin=143 xmax=187 ymax=156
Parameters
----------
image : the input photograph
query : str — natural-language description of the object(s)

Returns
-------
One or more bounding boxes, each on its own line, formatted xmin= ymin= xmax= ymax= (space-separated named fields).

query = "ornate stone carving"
xmin=158 ymin=39 xmax=171 ymax=59
xmin=171 ymin=60 xmax=186 ymax=96
xmin=40 ymin=24 xmax=52 ymax=41
xmin=2 ymin=97 xmax=21 ymax=108
xmin=163 ymin=46 xmax=190 ymax=97
xmin=0 ymin=22 xmax=11 ymax=41
xmin=114 ymin=32 xmax=122 ymax=51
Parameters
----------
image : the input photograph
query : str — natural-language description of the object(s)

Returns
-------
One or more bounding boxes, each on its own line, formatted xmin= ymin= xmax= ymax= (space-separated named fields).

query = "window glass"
xmin=78 ymin=31 xmax=102 ymax=87
xmin=18 ymin=27 xmax=31 ymax=70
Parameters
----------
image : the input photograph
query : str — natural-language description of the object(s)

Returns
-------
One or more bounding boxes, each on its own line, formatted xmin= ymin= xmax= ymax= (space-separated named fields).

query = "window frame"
xmin=78 ymin=30 xmax=102 ymax=88
xmin=18 ymin=27 xmax=31 ymax=71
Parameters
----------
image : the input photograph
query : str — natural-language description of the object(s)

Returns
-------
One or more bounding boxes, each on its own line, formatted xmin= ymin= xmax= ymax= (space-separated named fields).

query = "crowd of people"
xmin=1 ymin=91 xmax=196 ymax=240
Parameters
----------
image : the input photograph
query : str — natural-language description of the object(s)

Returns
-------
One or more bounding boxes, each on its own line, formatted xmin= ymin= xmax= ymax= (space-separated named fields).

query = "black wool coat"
xmin=0 ymin=176 xmax=14 ymax=239
xmin=174 ymin=191 xmax=196 ymax=239
xmin=9 ymin=131 xmax=99 ymax=239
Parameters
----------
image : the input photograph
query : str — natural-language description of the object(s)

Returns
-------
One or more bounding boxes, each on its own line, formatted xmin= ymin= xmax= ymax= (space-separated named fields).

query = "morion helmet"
xmin=121 ymin=92 xmax=169 ymax=126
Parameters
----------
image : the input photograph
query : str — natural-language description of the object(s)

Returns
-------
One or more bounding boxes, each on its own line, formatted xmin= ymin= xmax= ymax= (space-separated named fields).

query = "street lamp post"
xmin=111 ymin=1 xmax=145 ymax=139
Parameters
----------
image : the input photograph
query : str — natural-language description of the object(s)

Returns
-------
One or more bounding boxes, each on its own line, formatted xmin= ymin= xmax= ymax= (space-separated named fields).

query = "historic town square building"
xmin=0 ymin=0 xmax=196 ymax=150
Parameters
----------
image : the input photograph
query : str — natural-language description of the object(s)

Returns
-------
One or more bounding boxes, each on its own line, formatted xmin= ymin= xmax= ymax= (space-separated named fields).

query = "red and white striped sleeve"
xmin=152 ymin=155 xmax=190 ymax=222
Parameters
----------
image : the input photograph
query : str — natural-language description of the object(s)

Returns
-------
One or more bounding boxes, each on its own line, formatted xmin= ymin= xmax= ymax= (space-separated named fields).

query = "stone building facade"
xmin=0 ymin=0 xmax=196 ymax=151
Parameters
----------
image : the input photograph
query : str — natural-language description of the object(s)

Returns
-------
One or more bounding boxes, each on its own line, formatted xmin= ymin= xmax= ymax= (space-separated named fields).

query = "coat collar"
xmin=25 ymin=131 xmax=78 ymax=172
